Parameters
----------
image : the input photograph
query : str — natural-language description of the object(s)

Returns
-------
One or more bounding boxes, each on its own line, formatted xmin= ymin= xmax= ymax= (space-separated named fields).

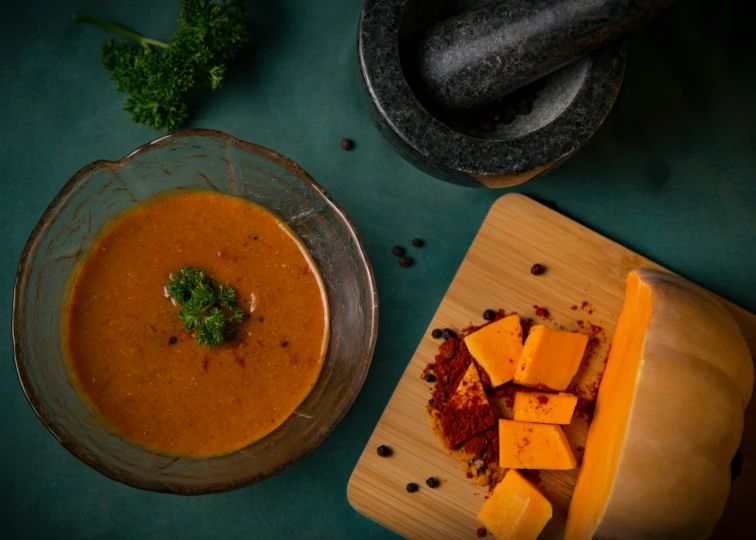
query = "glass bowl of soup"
xmin=12 ymin=129 xmax=378 ymax=494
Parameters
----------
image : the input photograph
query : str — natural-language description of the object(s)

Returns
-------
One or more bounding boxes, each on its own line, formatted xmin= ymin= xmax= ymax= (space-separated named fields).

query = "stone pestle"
xmin=414 ymin=0 xmax=677 ymax=111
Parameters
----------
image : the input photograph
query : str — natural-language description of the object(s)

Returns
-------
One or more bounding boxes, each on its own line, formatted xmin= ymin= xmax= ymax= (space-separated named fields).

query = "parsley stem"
xmin=73 ymin=14 xmax=170 ymax=50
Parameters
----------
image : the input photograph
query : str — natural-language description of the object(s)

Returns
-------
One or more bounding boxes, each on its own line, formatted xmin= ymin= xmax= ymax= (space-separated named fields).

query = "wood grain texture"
xmin=347 ymin=194 xmax=756 ymax=539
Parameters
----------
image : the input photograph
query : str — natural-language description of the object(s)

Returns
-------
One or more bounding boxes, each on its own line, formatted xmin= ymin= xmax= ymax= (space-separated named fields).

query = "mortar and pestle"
xmin=358 ymin=0 xmax=675 ymax=188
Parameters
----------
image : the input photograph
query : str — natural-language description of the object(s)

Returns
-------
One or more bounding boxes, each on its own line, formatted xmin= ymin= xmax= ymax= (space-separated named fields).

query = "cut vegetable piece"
xmin=514 ymin=325 xmax=587 ymax=391
xmin=565 ymin=269 xmax=754 ymax=540
xmin=498 ymin=418 xmax=576 ymax=470
xmin=513 ymin=391 xmax=577 ymax=424
xmin=440 ymin=363 xmax=496 ymax=447
xmin=464 ymin=314 xmax=523 ymax=387
xmin=477 ymin=469 xmax=552 ymax=540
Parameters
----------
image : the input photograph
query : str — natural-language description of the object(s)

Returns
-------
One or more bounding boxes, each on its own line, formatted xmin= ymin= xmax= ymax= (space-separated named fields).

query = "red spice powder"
xmin=461 ymin=423 xmax=500 ymax=468
xmin=429 ymin=313 xmax=511 ymax=466
xmin=536 ymin=395 xmax=550 ymax=406
xmin=570 ymin=305 xmax=578 ymax=310
xmin=440 ymin=391 xmax=496 ymax=448
xmin=463 ymin=434 xmax=488 ymax=456
xmin=533 ymin=305 xmax=550 ymax=319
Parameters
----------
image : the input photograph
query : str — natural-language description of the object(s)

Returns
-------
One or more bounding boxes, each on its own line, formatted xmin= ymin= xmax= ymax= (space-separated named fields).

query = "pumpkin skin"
xmin=565 ymin=269 xmax=754 ymax=540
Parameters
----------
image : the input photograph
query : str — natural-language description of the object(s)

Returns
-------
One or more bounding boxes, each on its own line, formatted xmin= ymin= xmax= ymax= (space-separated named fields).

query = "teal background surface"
xmin=1 ymin=0 xmax=754 ymax=538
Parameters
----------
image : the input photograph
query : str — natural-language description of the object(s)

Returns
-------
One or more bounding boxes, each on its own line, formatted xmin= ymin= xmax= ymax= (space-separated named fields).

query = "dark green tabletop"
xmin=1 ymin=0 xmax=754 ymax=538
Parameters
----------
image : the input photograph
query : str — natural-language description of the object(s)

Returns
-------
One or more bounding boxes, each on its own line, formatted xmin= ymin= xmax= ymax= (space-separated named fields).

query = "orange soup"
xmin=64 ymin=190 xmax=329 ymax=457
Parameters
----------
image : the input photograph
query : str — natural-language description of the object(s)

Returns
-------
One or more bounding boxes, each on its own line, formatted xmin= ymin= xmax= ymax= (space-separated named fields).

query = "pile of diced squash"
xmin=459 ymin=315 xmax=588 ymax=539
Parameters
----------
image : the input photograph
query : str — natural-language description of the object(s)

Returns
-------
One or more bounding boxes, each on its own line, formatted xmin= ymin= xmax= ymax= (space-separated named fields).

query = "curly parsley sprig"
xmin=73 ymin=0 xmax=249 ymax=132
xmin=166 ymin=267 xmax=244 ymax=347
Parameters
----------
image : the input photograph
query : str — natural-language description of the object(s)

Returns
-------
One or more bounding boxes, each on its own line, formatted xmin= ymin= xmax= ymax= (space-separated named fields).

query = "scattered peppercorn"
xmin=423 ymin=373 xmax=437 ymax=383
xmin=281 ymin=341 xmax=289 ymax=348
xmin=391 ymin=246 xmax=405 ymax=257
xmin=530 ymin=263 xmax=545 ymax=275
xmin=340 ymin=138 xmax=354 ymax=150
xmin=425 ymin=477 xmax=440 ymax=488
xmin=258 ymin=316 xmax=264 ymax=322
xmin=428 ymin=398 xmax=435 ymax=407
xmin=482 ymin=309 xmax=495 ymax=321
xmin=168 ymin=336 xmax=177 ymax=345
xmin=406 ymin=482 xmax=419 ymax=493
xmin=441 ymin=328 xmax=455 ymax=340
xmin=399 ymin=256 xmax=413 ymax=268
xmin=476 ymin=527 xmax=487 ymax=538
xmin=431 ymin=328 xmax=442 ymax=339
xmin=412 ymin=238 xmax=424 ymax=247
xmin=377 ymin=445 xmax=392 ymax=457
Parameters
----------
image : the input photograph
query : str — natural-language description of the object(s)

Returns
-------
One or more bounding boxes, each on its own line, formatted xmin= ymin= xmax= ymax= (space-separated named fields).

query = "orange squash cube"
xmin=478 ymin=469 xmax=553 ymax=540
xmin=513 ymin=391 xmax=577 ymax=424
xmin=498 ymin=418 xmax=577 ymax=470
xmin=514 ymin=325 xmax=588 ymax=391
xmin=464 ymin=314 xmax=523 ymax=387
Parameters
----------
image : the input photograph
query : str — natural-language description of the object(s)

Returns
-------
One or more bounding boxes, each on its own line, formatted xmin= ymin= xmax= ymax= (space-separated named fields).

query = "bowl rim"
xmin=11 ymin=128 xmax=379 ymax=495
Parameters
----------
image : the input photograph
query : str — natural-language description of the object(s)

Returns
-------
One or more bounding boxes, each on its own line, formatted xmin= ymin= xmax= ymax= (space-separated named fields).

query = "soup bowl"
xmin=12 ymin=129 xmax=378 ymax=494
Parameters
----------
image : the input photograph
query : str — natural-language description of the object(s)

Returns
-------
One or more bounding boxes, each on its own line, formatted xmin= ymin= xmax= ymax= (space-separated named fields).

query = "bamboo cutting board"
xmin=347 ymin=194 xmax=756 ymax=539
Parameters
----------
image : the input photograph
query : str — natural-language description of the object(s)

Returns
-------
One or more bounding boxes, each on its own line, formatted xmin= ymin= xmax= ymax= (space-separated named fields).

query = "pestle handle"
xmin=415 ymin=0 xmax=676 ymax=110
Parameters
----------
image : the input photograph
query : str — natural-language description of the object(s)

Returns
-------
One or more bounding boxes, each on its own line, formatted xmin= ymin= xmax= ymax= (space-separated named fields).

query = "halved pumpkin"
xmin=565 ymin=269 xmax=753 ymax=539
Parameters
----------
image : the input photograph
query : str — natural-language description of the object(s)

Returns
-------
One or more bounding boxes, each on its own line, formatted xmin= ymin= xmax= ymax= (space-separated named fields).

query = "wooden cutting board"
xmin=347 ymin=194 xmax=756 ymax=539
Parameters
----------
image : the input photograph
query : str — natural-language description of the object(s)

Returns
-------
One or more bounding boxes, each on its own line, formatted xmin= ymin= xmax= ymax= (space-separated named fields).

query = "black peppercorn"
xmin=425 ymin=477 xmax=439 ymax=488
xmin=377 ymin=445 xmax=392 ymax=457
xmin=406 ymin=482 xmax=419 ymax=493
xmin=530 ymin=264 xmax=545 ymax=275
xmin=281 ymin=341 xmax=289 ymax=348
xmin=431 ymin=328 xmax=442 ymax=339
xmin=482 ymin=309 xmax=495 ymax=321
xmin=441 ymin=328 xmax=454 ymax=340
xmin=168 ymin=336 xmax=177 ymax=345
xmin=428 ymin=398 xmax=435 ymax=407
xmin=412 ymin=238 xmax=424 ymax=248
xmin=391 ymin=246 xmax=405 ymax=257
xmin=423 ymin=373 xmax=437 ymax=383
xmin=340 ymin=138 xmax=354 ymax=150
xmin=399 ymin=256 xmax=413 ymax=268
